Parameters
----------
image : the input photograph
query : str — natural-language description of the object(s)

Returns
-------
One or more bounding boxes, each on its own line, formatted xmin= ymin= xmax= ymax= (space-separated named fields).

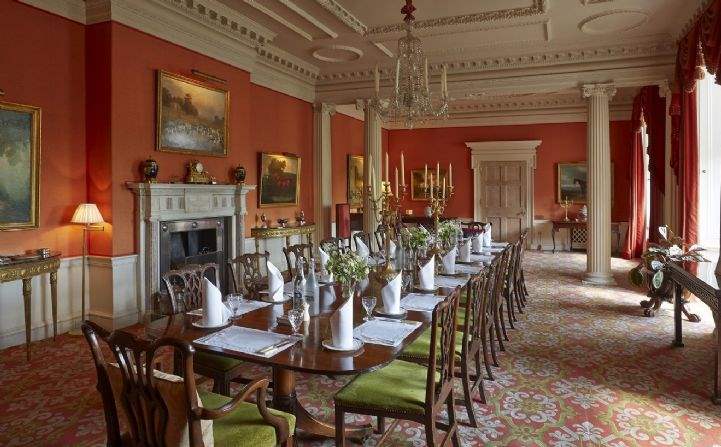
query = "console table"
xmin=251 ymin=223 xmax=315 ymax=253
xmin=551 ymin=220 xmax=622 ymax=254
xmin=0 ymin=252 xmax=61 ymax=360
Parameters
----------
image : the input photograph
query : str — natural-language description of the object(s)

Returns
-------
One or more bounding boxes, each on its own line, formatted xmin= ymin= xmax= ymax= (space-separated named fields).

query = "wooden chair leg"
xmin=460 ymin=361 xmax=478 ymax=427
xmin=377 ymin=416 xmax=385 ymax=434
xmin=506 ymin=292 xmax=517 ymax=327
xmin=489 ymin=324 xmax=500 ymax=367
xmin=282 ymin=435 xmax=294 ymax=447
xmin=446 ymin=390 xmax=460 ymax=447
xmin=480 ymin=329 xmax=495 ymax=380
xmin=425 ymin=414 xmax=437 ymax=447
xmin=514 ymin=285 xmax=524 ymax=314
xmin=497 ymin=305 xmax=509 ymax=347
xmin=335 ymin=406 xmax=346 ymax=447
xmin=474 ymin=352 xmax=487 ymax=404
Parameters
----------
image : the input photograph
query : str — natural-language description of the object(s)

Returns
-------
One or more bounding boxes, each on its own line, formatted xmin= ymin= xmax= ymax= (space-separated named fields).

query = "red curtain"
xmin=680 ymin=89 xmax=699 ymax=252
xmin=622 ymin=93 xmax=646 ymax=259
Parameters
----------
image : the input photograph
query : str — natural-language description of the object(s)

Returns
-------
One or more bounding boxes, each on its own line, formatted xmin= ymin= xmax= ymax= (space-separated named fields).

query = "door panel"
xmin=479 ymin=161 xmax=527 ymax=242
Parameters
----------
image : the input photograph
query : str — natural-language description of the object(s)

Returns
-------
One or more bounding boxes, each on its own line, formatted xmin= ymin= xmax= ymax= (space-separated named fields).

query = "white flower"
xmin=650 ymin=260 xmax=663 ymax=271
xmin=668 ymin=245 xmax=683 ymax=257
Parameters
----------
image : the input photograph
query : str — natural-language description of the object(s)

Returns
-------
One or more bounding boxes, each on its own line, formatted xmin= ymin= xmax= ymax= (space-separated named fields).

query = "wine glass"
xmin=226 ymin=293 xmax=243 ymax=319
xmin=361 ymin=296 xmax=377 ymax=321
xmin=287 ymin=309 xmax=304 ymax=335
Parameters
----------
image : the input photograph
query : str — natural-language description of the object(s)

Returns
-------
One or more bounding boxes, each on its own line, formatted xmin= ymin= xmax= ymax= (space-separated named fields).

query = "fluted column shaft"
xmin=582 ymin=83 xmax=616 ymax=285
xmin=313 ymin=103 xmax=335 ymax=241
xmin=361 ymin=101 xmax=382 ymax=233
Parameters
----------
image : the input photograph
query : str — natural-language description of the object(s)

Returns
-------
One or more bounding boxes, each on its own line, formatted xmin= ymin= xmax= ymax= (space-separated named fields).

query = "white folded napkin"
xmin=330 ymin=296 xmax=354 ymax=349
xmin=386 ymin=238 xmax=397 ymax=258
xmin=471 ymin=233 xmax=483 ymax=252
xmin=381 ymin=271 xmax=402 ymax=314
xmin=202 ymin=278 xmax=231 ymax=326
xmin=266 ymin=260 xmax=285 ymax=302
xmin=318 ymin=247 xmax=331 ymax=279
xmin=459 ymin=239 xmax=471 ymax=263
xmin=483 ymin=223 xmax=492 ymax=247
xmin=418 ymin=255 xmax=435 ymax=290
xmin=355 ymin=237 xmax=370 ymax=259
xmin=442 ymin=247 xmax=457 ymax=275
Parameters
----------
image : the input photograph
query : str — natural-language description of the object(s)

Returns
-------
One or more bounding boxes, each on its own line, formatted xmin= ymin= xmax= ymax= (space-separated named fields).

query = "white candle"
xmin=401 ymin=152 xmax=405 ymax=186
xmin=394 ymin=167 xmax=399 ymax=197
xmin=449 ymin=163 xmax=453 ymax=187
xmin=442 ymin=64 xmax=448 ymax=97
xmin=374 ymin=65 xmax=380 ymax=94
xmin=436 ymin=163 xmax=440 ymax=186
xmin=424 ymin=164 xmax=428 ymax=188
xmin=429 ymin=174 xmax=434 ymax=198
xmin=424 ymin=58 xmax=429 ymax=92
xmin=442 ymin=178 xmax=446 ymax=199
xmin=385 ymin=152 xmax=389 ymax=182
xmin=395 ymin=59 xmax=400 ymax=92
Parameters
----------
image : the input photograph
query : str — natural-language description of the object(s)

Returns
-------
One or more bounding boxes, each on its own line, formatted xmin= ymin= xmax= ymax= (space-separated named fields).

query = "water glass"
xmin=361 ymin=296 xmax=377 ymax=321
xmin=226 ymin=293 xmax=243 ymax=318
xmin=287 ymin=309 xmax=304 ymax=335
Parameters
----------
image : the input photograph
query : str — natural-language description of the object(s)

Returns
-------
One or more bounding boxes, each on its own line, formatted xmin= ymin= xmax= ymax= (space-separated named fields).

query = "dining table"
xmin=142 ymin=254 xmax=493 ymax=439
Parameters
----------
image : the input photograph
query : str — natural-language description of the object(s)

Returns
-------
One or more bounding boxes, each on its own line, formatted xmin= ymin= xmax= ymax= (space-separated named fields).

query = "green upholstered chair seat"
xmin=195 ymin=351 xmax=243 ymax=372
xmin=401 ymin=328 xmax=464 ymax=361
xmin=200 ymin=390 xmax=296 ymax=446
xmin=335 ymin=360 xmax=436 ymax=415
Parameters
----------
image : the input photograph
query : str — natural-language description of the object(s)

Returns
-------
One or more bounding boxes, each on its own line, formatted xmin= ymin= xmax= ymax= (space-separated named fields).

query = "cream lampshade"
xmin=71 ymin=203 xmax=104 ymax=225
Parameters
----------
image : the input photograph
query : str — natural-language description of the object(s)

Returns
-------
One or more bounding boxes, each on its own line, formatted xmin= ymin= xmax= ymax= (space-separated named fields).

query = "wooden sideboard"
xmin=0 ymin=252 xmax=61 ymax=360
xmin=551 ymin=220 xmax=622 ymax=254
xmin=251 ymin=223 xmax=315 ymax=252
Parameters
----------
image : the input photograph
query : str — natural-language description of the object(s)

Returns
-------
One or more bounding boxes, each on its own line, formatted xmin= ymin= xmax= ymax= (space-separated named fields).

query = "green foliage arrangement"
xmin=325 ymin=248 xmax=370 ymax=286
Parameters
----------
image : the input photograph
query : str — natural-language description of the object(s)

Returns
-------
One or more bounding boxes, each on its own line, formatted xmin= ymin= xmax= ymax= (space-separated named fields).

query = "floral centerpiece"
xmin=325 ymin=248 xmax=370 ymax=298
xmin=437 ymin=219 xmax=461 ymax=249
xmin=402 ymin=225 xmax=430 ymax=251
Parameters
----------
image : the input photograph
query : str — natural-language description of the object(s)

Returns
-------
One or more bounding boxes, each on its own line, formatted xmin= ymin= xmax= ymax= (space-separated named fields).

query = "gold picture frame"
xmin=347 ymin=155 xmax=364 ymax=206
xmin=0 ymin=101 xmax=41 ymax=231
xmin=557 ymin=162 xmax=614 ymax=204
xmin=410 ymin=168 xmax=447 ymax=201
xmin=258 ymin=152 xmax=301 ymax=208
xmin=156 ymin=70 xmax=229 ymax=156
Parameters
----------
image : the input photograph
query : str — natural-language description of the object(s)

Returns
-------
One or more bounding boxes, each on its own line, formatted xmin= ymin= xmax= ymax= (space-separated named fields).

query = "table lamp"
xmin=69 ymin=203 xmax=104 ymax=335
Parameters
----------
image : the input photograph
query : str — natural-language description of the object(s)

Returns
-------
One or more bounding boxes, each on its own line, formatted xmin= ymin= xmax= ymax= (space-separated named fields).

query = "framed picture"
xmin=0 ymin=101 xmax=41 ymax=231
xmin=156 ymin=70 xmax=229 ymax=156
xmin=557 ymin=162 xmax=614 ymax=204
xmin=411 ymin=169 xmax=447 ymax=201
xmin=259 ymin=152 xmax=301 ymax=207
xmin=347 ymin=155 xmax=364 ymax=206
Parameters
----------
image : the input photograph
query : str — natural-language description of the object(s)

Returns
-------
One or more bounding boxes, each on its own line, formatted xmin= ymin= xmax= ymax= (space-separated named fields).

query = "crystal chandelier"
xmin=370 ymin=0 xmax=449 ymax=129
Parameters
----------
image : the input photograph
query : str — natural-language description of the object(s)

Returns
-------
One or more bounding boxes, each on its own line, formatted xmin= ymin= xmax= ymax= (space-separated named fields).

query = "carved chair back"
xmin=353 ymin=231 xmax=373 ymax=254
xmin=426 ymin=287 xmax=461 ymax=411
xmin=227 ymin=252 xmax=270 ymax=294
xmin=319 ymin=237 xmax=346 ymax=253
xmin=161 ymin=263 xmax=218 ymax=314
xmin=81 ymin=321 xmax=205 ymax=447
xmin=462 ymin=269 xmax=491 ymax=349
xmin=283 ymin=243 xmax=313 ymax=276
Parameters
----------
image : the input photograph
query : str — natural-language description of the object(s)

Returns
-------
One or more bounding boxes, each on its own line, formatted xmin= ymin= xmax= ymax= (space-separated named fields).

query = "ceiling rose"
xmin=579 ymin=9 xmax=649 ymax=35
xmin=312 ymin=45 xmax=364 ymax=63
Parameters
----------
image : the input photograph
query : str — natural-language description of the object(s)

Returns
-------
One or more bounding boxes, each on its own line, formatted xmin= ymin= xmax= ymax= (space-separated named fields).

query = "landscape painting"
xmin=557 ymin=163 xmax=587 ymax=203
xmin=259 ymin=153 xmax=300 ymax=207
xmin=0 ymin=101 xmax=40 ymax=230
xmin=347 ymin=155 xmax=364 ymax=206
xmin=411 ymin=169 xmax=447 ymax=201
xmin=157 ymin=70 xmax=228 ymax=156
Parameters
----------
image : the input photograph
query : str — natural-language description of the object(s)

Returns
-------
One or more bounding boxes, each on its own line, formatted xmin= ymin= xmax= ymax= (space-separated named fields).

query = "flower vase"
xmin=330 ymin=282 xmax=355 ymax=349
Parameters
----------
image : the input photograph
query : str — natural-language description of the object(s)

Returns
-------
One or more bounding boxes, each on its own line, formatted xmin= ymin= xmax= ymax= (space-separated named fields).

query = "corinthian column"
xmin=582 ymin=83 xmax=617 ymax=285
xmin=313 ymin=103 xmax=335 ymax=242
xmin=359 ymin=100 xmax=382 ymax=233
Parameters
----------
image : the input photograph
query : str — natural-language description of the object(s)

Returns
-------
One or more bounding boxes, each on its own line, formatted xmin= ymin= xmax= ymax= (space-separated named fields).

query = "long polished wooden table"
xmin=143 ymin=282 xmax=458 ymax=439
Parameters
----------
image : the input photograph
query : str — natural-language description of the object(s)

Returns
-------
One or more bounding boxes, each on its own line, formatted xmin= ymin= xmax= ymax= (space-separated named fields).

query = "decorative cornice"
xmin=317 ymin=41 xmax=675 ymax=82
xmin=312 ymin=0 xmax=367 ymax=35
xmin=313 ymin=103 xmax=336 ymax=115
xmin=674 ymin=0 xmax=713 ymax=42
xmin=278 ymin=0 xmax=338 ymax=38
xmin=19 ymin=0 xmax=86 ymax=23
xmin=367 ymin=0 xmax=547 ymax=35
xmin=582 ymin=83 xmax=617 ymax=98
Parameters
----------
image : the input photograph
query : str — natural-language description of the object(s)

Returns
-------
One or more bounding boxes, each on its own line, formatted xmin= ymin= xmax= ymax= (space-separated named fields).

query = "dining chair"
xmin=374 ymin=225 xmax=389 ymax=253
xmin=352 ymin=231 xmax=374 ymax=254
xmin=517 ymin=230 xmax=530 ymax=305
xmin=334 ymin=287 xmax=461 ymax=447
xmin=491 ymin=246 xmax=512 ymax=352
xmin=228 ymin=251 xmax=271 ymax=295
xmin=503 ymin=241 xmax=519 ymax=328
xmin=319 ymin=237 xmax=346 ymax=253
xmin=399 ymin=273 xmax=490 ymax=428
xmin=81 ymin=321 xmax=295 ymax=447
xmin=283 ymin=243 xmax=313 ymax=277
xmin=161 ymin=263 xmax=244 ymax=396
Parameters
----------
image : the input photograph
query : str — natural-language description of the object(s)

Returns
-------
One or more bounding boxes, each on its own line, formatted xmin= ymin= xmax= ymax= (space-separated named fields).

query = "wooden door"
xmin=478 ymin=161 xmax=527 ymax=242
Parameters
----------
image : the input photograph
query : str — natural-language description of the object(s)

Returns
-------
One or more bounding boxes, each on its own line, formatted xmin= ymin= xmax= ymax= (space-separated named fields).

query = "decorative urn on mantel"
xmin=126 ymin=182 xmax=256 ymax=313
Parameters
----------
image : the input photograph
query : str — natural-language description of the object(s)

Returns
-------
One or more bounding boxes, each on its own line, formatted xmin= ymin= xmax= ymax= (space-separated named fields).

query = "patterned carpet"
xmin=1 ymin=251 xmax=720 ymax=446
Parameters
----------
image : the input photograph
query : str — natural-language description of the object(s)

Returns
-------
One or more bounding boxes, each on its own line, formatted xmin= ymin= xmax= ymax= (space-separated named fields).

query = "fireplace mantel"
xmin=127 ymin=182 xmax=256 ymax=311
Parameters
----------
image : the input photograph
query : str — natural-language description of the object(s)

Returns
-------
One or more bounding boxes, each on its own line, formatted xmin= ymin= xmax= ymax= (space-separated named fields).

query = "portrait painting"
xmin=156 ymin=70 xmax=229 ymax=156
xmin=259 ymin=152 xmax=300 ymax=207
xmin=0 ymin=101 xmax=40 ymax=230
xmin=347 ymin=155 xmax=364 ymax=206
xmin=411 ymin=169 xmax=447 ymax=201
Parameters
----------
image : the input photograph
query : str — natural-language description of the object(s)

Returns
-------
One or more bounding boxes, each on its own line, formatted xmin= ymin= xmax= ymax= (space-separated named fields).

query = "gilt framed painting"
xmin=0 ymin=101 xmax=41 ymax=230
xmin=411 ymin=169 xmax=447 ymax=201
xmin=156 ymin=70 xmax=229 ymax=156
xmin=557 ymin=162 xmax=614 ymax=204
xmin=347 ymin=155 xmax=364 ymax=206
xmin=259 ymin=152 xmax=300 ymax=207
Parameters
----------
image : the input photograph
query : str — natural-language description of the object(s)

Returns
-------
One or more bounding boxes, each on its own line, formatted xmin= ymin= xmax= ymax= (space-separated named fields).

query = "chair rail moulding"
xmin=466 ymin=140 xmax=541 ymax=245
xmin=127 ymin=182 xmax=255 ymax=312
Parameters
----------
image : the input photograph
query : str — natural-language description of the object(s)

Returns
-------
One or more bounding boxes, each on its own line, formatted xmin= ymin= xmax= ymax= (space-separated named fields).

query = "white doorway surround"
xmin=466 ymin=140 xmax=541 ymax=245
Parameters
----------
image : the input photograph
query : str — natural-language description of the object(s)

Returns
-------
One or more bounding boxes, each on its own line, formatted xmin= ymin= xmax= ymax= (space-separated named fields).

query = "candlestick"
xmin=429 ymin=174 xmax=434 ymax=199
xmin=401 ymin=152 xmax=405 ymax=186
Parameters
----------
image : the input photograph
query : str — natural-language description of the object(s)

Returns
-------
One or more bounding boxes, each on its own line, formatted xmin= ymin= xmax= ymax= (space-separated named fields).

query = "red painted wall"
xmin=93 ymin=23 xmax=313 ymax=256
xmin=0 ymin=1 xmax=86 ymax=257
xmin=387 ymin=121 xmax=632 ymax=222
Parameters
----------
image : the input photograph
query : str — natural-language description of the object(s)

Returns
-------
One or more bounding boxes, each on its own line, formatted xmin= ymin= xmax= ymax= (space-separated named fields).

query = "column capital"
xmin=657 ymin=79 xmax=671 ymax=98
xmin=313 ymin=102 xmax=336 ymax=116
xmin=581 ymin=83 xmax=616 ymax=99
